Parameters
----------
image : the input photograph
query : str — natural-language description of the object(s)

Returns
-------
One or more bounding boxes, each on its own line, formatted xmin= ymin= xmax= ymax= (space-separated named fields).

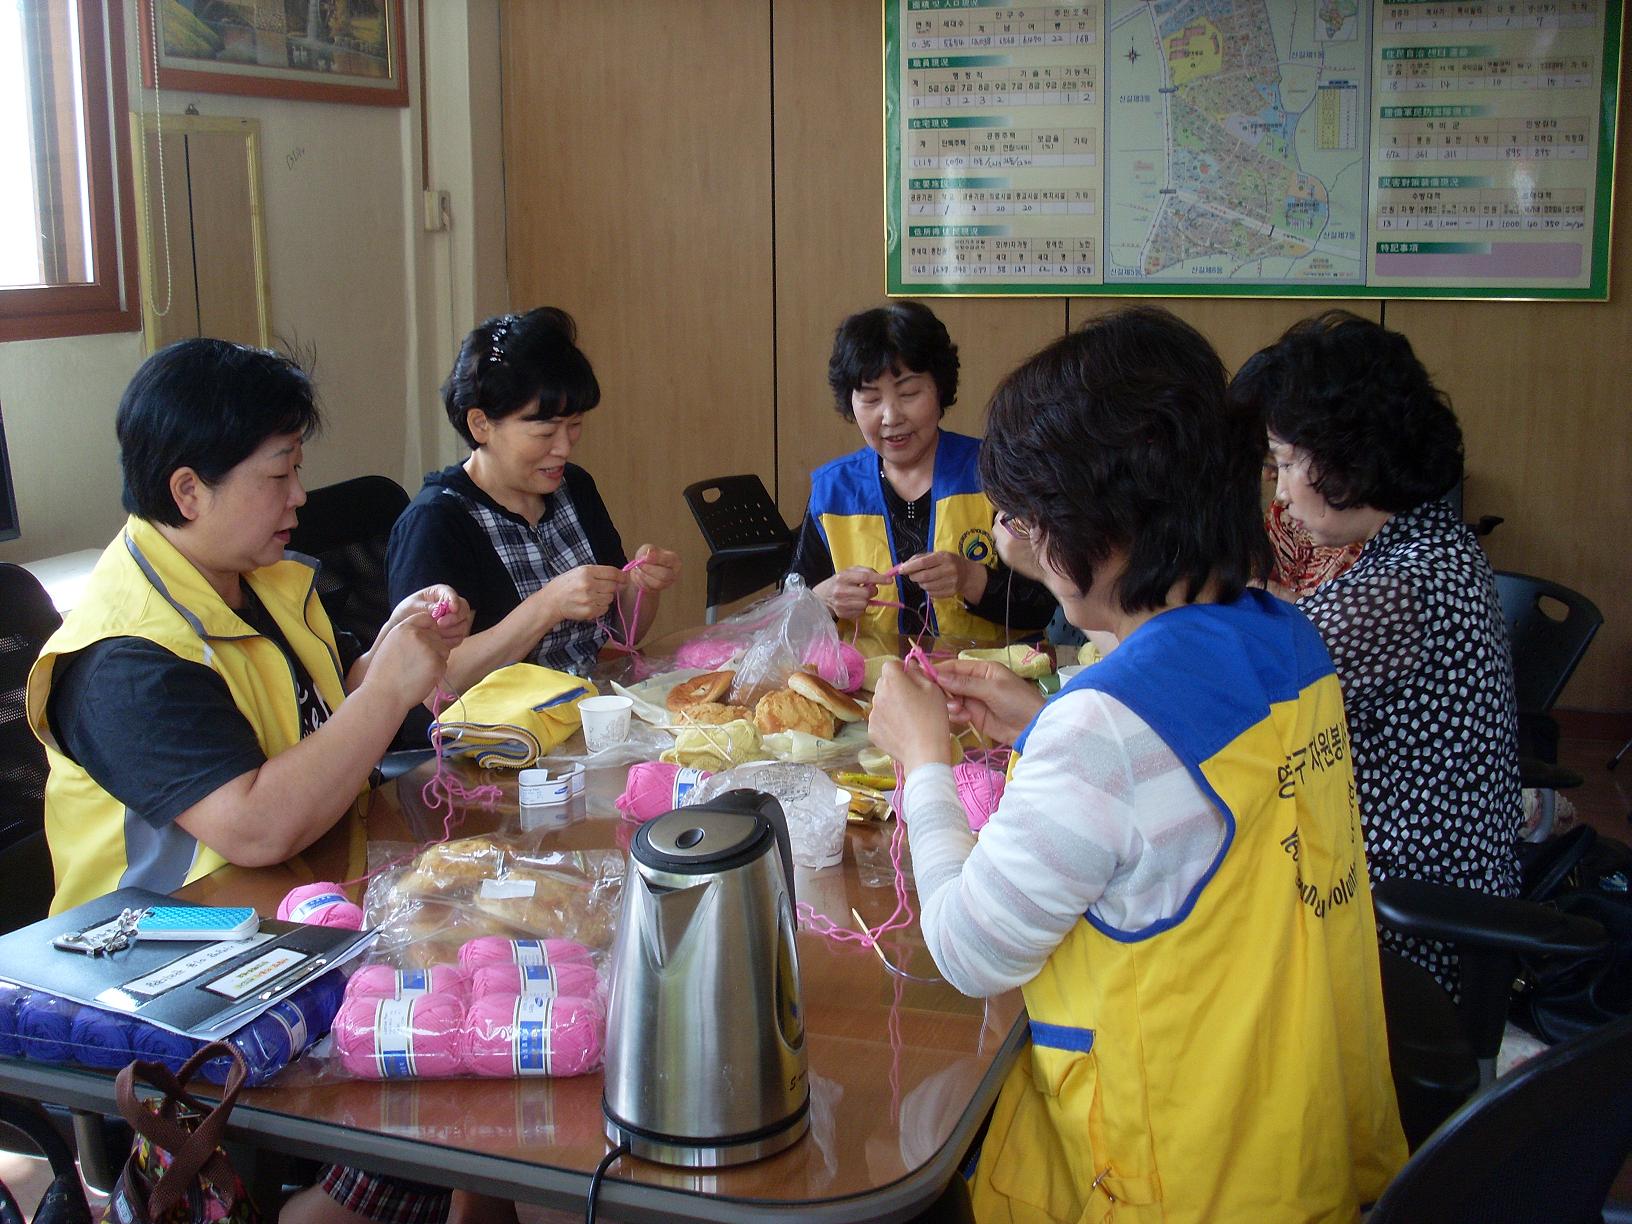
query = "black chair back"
xmin=681 ymin=475 xmax=794 ymax=620
xmin=1494 ymin=572 xmax=1603 ymax=714
xmin=287 ymin=475 xmax=410 ymax=647
xmin=1368 ymin=1012 xmax=1632 ymax=1224
xmin=0 ymin=564 xmax=62 ymax=928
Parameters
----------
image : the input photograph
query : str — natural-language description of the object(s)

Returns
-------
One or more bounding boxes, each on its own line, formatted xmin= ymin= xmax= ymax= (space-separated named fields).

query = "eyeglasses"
xmin=997 ymin=512 xmax=1032 ymax=541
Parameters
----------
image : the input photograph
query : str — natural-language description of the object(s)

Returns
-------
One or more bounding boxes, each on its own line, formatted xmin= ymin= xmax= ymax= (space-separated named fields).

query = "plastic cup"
xmin=579 ymin=695 xmax=634 ymax=753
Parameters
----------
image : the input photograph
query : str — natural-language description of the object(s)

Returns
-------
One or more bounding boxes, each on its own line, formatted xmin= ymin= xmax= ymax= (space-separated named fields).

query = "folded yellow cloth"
xmin=432 ymin=664 xmax=597 ymax=768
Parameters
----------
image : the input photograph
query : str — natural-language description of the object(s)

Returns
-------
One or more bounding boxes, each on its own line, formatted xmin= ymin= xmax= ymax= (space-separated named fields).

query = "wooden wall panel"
xmin=187 ymin=132 xmax=262 ymax=346
xmin=501 ymin=1 xmax=775 ymax=639
xmin=771 ymin=0 xmax=1066 ymax=531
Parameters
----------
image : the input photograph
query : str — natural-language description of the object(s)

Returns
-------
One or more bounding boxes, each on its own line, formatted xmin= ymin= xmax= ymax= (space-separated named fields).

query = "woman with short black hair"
xmin=868 ymin=307 xmax=1405 ymax=1222
xmin=28 ymin=338 xmax=468 ymax=916
xmin=788 ymin=300 xmax=1053 ymax=650
xmin=1232 ymin=310 xmax=1523 ymax=993
xmin=387 ymin=307 xmax=681 ymax=688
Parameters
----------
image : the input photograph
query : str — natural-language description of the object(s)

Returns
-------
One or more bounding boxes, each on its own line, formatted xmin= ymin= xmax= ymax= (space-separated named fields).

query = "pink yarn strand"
xmin=600 ymin=558 xmax=654 ymax=679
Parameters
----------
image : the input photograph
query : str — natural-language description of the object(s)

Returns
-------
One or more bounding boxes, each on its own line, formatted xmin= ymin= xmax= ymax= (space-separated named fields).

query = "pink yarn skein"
xmin=802 ymin=638 xmax=865 ymax=692
xmin=346 ymin=964 xmax=468 ymax=1004
xmin=953 ymin=763 xmax=1006 ymax=832
xmin=331 ymin=994 xmax=465 ymax=1079
xmin=615 ymin=761 xmax=713 ymax=823
xmin=457 ymin=937 xmax=595 ymax=975
xmin=674 ymin=637 xmax=742 ymax=670
xmin=459 ymin=994 xmax=605 ymax=1078
xmin=277 ymin=883 xmax=364 ymax=930
xmin=467 ymin=961 xmax=599 ymax=1004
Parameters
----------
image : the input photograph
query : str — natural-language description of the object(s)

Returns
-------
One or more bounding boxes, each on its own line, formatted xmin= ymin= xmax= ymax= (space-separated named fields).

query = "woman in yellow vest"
xmin=869 ymin=308 xmax=1407 ymax=1223
xmin=27 ymin=339 xmax=469 ymax=917
xmin=788 ymin=301 xmax=1054 ymax=654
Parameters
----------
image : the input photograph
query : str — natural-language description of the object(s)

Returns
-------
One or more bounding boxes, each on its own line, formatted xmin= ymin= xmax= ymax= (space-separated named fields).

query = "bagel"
xmin=752 ymin=689 xmax=837 ymax=740
xmin=666 ymin=670 xmax=735 ymax=711
xmin=788 ymin=670 xmax=866 ymax=722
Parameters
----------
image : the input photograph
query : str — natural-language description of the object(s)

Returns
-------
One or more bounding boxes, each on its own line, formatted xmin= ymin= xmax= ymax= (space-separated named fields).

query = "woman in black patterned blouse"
xmin=1230 ymin=311 xmax=1522 ymax=994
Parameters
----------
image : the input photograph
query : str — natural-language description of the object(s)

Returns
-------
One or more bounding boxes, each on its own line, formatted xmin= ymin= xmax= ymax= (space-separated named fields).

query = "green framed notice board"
xmin=885 ymin=0 xmax=1624 ymax=298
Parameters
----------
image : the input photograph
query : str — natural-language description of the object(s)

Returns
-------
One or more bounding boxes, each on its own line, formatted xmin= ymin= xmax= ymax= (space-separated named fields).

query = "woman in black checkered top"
xmin=387 ymin=308 xmax=681 ymax=687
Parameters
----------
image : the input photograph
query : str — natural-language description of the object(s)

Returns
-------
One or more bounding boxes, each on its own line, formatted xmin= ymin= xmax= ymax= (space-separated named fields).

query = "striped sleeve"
xmin=903 ymin=689 xmax=1225 ymax=997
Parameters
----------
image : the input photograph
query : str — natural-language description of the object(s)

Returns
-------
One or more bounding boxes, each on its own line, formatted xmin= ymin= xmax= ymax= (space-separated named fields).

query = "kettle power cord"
xmin=585 ymin=1142 xmax=629 ymax=1224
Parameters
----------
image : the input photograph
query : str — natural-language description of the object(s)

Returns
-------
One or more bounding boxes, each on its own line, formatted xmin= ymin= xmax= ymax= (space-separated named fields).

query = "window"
xmin=0 ymin=0 xmax=138 ymax=341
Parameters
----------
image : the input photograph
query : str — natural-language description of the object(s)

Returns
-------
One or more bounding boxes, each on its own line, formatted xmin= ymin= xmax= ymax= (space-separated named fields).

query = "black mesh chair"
xmin=287 ymin=475 xmax=410 ymax=646
xmin=681 ymin=476 xmax=794 ymax=623
xmin=1368 ymin=1012 xmax=1632 ymax=1224
xmin=0 ymin=564 xmax=61 ymax=930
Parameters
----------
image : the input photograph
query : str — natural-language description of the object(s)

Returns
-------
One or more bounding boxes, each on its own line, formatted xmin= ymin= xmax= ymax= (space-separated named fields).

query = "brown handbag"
xmin=103 ymin=1041 xmax=261 ymax=1223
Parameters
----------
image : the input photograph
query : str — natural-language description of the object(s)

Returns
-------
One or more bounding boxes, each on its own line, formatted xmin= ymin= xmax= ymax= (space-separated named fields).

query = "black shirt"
xmin=45 ymin=589 xmax=361 ymax=831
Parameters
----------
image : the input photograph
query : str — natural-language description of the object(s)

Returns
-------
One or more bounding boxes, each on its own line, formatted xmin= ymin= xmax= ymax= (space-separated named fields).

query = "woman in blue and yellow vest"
xmin=787 ymin=302 xmax=1054 ymax=655
xmin=869 ymin=308 xmax=1407 ymax=1223
xmin=27 ymin=339 xmax=470 ymax=915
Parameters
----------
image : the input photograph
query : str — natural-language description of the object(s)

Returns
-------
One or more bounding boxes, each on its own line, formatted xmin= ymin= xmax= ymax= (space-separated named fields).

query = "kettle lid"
xmin=633 ymin=797 xmax=778 ymax=876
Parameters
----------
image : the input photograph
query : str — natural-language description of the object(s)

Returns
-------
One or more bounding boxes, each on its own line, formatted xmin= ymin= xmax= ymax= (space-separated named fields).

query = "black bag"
xmin=1512 ymin=836 xmax=1632 ymax=1044
xmin=0 ymin=1097 xmax=93 ymax=1224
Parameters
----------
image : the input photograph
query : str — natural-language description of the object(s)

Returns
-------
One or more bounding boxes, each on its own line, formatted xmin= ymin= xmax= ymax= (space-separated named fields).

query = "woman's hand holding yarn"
xmin=541 ymin=564 xmax=623 ymax=624
xmin=930 ymin=658 xmax=1045 ymax=746
xmin=625 ymin=545 xmax=681 ymax=592
xmin=816 ymin=566 xmax=885 ymax=620
xmin=868 ymin=659 xmax=954 ymax=777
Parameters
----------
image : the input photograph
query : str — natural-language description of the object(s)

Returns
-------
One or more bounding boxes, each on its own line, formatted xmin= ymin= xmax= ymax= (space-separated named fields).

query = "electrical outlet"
xmin=422 ymin=189 xmax=450 ymax=232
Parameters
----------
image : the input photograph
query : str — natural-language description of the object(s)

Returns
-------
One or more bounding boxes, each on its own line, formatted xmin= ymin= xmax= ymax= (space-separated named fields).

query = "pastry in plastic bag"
xmin=660 ymin=719 xmax=768 ymax=771
xmin=752 ymin=689 xmax=836 ymax=740
xmin=671 ymin=701 xmax=752 ymax=726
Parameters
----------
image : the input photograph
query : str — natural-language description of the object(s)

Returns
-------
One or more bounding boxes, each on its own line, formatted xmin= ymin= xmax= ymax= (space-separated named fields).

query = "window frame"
xmin=0 ymin=0 xmax=139 ymax=342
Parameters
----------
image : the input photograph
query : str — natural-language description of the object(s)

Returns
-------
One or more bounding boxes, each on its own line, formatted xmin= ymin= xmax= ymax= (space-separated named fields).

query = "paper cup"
xmin=579 ymin=695 xmax=634 ymax=753
xmin=1056 ymin=664 xmax=1087 ymax=685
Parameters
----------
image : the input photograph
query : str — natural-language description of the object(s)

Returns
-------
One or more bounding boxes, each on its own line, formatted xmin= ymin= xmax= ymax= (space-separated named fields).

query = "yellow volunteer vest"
xmin=973 ymin=593 xmax=1406 ymax=1223
xmin=26 ymin=517 xmax=367 ymax=914
xmin=808 ymin=431 xmax=1002 ymax=655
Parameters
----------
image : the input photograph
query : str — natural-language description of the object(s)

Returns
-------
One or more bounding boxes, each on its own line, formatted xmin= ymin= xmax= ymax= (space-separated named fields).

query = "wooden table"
xmin=3 ymin=747 xmax=1025 ymax=1221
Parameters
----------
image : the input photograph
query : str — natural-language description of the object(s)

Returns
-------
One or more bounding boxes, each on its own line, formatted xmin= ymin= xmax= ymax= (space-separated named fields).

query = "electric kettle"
xmin=602 ymin=788 xmax=809 ymax=1166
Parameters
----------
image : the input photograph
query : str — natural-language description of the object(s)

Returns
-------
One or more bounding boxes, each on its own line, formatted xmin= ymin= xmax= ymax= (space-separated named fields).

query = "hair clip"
xmin=485 ymin=314 xmax=518 ymax=368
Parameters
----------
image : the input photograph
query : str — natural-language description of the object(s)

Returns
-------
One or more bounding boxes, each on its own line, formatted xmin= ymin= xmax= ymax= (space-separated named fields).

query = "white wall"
xmin=0 ymin=0 xmax=508 ymax=565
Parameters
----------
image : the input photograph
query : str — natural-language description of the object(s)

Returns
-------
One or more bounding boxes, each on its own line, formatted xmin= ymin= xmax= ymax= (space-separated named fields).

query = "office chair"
xmin=681 ymin=476 xmax=794 ymax=622
xmin=1367 ymin=1012 xmax=1632 ymax=1224
xmin=0 ymin=564 xmax=61 ymax=929
xmin=1372 ymin=876 xmax=1610 ymax=1150
xmin=286 ymin=475 xmax=410 ymax=647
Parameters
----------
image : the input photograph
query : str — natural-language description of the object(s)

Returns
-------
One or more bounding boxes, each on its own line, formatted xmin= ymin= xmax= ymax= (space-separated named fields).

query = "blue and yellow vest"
xmin=973 ymin=592 xmax=1406 ymax=1223
xmin=808 ymin=431 xmax=1001 ymax=655
xmin=26 ymin=516 xmax=367 ymax=914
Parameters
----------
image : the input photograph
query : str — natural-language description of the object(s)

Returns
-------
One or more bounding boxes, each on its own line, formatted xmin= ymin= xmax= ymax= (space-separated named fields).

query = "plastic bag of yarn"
xmin=277 ymin=883 xmax=365 ymax=930
xmin=331 ymin=993 xmax=466 ymax=1080
xmin=0 ymin=981 xmax=25 ymax=1058
xmin=615 ymin=761 xmax=713 ymax=823
xmin=689 ymin=764 xmax=844 ymax=870
xmin=457 ymin=936 xmax=594 ymax=975
xmin=16 ymin=993 xmax=80 ymax=1063
xmin=201 ymin=970 xmax=349 ymax=1086
xmin=460 ymin=994 xmax=605 ymax=1078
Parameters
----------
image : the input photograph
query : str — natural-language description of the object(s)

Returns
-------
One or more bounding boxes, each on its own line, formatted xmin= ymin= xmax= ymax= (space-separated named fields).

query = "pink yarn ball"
xmin=802 ymin=638 xmax=865 ymax=693
xmin=615 ymin=761 xmax=713 ymax=823
xmin=954 ymin=763 xmax=1006 ymax=832
xmin=346 ymin=964 xmax=468 ymax=1005
xmin=460 ymin=994 xmax=605 ymax=1077
xmin=457 ymin=937 xmax=595 ymax=976
xmin=331 ymin=994 xmax=465 ymax=1079
xmin=467 ymin=961 xmax=600 ymax=1003
xmin=674 ymin=637 xmax=742 ymax=669
xmin=277 ymin=883 xmax=364 ymax=930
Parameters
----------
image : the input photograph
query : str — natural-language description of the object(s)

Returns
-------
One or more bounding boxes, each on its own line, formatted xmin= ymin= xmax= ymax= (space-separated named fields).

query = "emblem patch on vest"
xmin=959 ymin=527 xmax=996 ymax=565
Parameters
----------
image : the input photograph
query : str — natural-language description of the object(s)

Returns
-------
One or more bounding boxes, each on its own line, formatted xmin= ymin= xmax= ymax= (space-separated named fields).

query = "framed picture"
xmin=138 ymin=0 xmax=408 ymax=107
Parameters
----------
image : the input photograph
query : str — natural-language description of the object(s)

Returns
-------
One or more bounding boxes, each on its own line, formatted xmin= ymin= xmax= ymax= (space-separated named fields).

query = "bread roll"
xmin=788 ymin=670 xmax=866 ymax=722
xmin=671 ymin=701 xmax=752 ymax=726
xmin=752 ymin=689 xmax=837 ymax=740
xmin=666 ymin=670 xmax=735 ymax=711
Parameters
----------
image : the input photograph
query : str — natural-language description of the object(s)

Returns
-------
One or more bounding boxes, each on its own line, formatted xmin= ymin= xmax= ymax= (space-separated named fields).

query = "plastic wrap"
xmin=689 ymin=765 xmax=846 ymax=869
xmin=363 ymin=835 xmax=625 ymax=968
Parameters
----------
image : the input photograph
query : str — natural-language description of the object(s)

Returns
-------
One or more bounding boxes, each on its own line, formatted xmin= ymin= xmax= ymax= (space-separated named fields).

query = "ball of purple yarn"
xmin=132 ymin=1024 xmax=203 ymax=1076
xmin=0 ymin=982 xmax=27 ymax=1058
xmin=17 ymin=994 xmax=79 ymax=1063
xmin=69 ymin=1007 xmax=134 ymax=1069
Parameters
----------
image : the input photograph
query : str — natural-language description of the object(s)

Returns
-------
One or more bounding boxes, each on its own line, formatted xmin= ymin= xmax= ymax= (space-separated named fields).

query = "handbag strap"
xmin=114 ymin=1041 xmax=249 ymax=1219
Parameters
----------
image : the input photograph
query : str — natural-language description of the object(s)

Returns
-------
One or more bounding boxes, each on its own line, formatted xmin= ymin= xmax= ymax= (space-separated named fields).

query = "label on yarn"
xmin=268 ymin=999 xmax=308 ymax=1053
xmin=374 ymin=998 xmax=417 ymax=1078
xmin=512 ymin=940 xmax=545 ymax=966
xmin=512 ymin=996 xmax=555 ymax=1076
xmin=672 ymin=767 xmax=707 ymax=806
xmin=291 ymin=892 xmax=347 ymax=921
xmin=518 ymin=965 xmax=558 ymax=995
xmin=395 ymin=970 xmax=433 ymax=997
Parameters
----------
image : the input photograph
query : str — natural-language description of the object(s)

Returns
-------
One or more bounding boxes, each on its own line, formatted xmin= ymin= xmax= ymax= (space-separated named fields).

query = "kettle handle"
xmin=708 ymin=788 xmax=797 ymax=911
